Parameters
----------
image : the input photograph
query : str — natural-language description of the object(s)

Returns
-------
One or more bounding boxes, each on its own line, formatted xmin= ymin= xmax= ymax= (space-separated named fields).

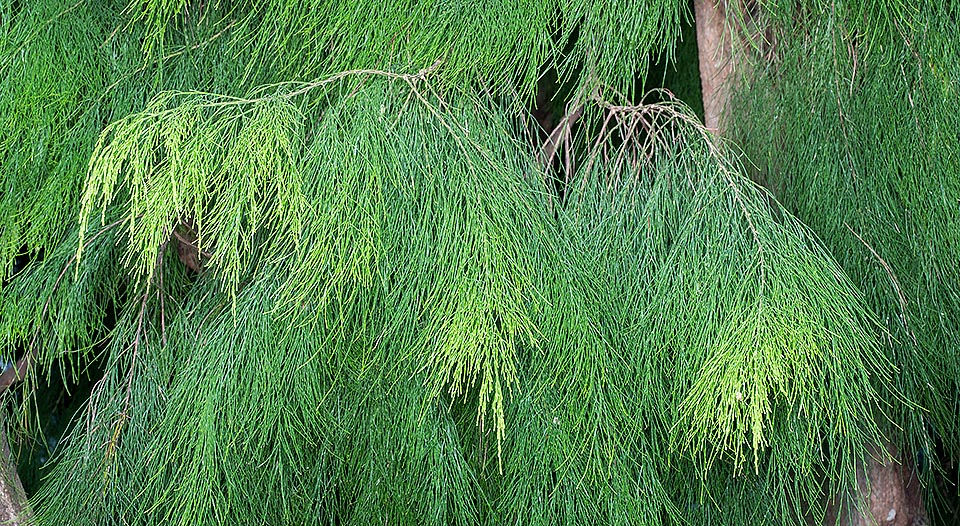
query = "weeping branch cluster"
xmin=0 ymin=1 xmax=956 ymax=525
xmin=729 ymin=0 xmax=960 ymax=476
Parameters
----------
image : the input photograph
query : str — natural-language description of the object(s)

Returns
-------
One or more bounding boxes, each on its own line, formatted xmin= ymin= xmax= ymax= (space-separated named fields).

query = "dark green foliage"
xmin=0 ymin=1 xmax=956 ymax=525
xmin=730 ymin=0 xmax=960 ymax=463
xmin=730 ymin=1 xmax=960 ymax=520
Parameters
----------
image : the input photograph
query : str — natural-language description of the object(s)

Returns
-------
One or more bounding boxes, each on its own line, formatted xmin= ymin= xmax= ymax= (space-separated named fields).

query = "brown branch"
xmin=539 ymin=103 xmax=584 ymax=171
xmin=158 ymin=259 xmax=167 ymax=348
xmin=283 ymin=58 xmax=443 ymax=99
xmin=695 ymin=0 xmax=773 ymax=134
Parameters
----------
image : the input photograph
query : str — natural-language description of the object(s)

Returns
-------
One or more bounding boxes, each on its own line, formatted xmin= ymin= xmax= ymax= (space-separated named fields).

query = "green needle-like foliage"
xmin=730 ymin=0 xmax=960 ymax=475
xmin=0 ymin=0 xmax=955 ymax=525
xmin=81 ymin=90 xmax=308 ymax=294
xmin=0 ymin=1 xmax=141 ymax=274
xmin=125 ymin=0 xmax=686 ymax=100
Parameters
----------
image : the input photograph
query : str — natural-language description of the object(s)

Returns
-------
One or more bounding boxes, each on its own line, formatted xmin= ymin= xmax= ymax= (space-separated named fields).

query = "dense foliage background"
xmin=0 ymin=1 xmax=957 ymax=524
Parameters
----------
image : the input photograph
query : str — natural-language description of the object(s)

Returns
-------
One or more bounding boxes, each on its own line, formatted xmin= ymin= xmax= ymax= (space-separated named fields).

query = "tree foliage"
xmin=0 ymin=0 xmax=956 ymax=524
xmin=730 ymin=0 xmax=960 ymax=481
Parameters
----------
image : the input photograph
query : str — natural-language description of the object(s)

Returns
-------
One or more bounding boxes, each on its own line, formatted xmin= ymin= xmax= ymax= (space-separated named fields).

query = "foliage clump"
xmin=0 ymin=1 xmax=956 ymax=525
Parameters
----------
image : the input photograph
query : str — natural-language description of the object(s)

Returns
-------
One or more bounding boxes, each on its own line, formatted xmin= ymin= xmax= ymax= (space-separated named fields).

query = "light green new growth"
xmin=0 ymin=0 xmax=956 ymax=525
xmin=80 ymin=90 xmax=308 ymax=295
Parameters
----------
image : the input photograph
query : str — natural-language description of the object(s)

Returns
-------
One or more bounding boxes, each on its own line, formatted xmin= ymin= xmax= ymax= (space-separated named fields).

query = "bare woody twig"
xmin=539 ymin=103 xmax=584 ymax=171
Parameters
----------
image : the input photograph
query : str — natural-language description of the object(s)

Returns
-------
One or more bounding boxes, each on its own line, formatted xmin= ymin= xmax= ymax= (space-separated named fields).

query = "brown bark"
xmin=823 ymin=444 xmax=928 ymax=526
xmin=694 ymin=0 xmax=734 ymax=132
xmin=172 ymin=218 xmax=207 ymax=274
xmin=0 ymin=426 xmax=29 ymax=525
xmin=0 ymin=364 xmax=31 ymax=525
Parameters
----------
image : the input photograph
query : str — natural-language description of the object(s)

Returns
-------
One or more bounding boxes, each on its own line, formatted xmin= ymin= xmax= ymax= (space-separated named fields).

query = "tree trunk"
xmin=0 ymin=426 xmax=29 ymax=525
xmin=826 ymin=443 xmax=928 ymax=526
xmin=694 ymin=0 xmax=734 ymax=132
